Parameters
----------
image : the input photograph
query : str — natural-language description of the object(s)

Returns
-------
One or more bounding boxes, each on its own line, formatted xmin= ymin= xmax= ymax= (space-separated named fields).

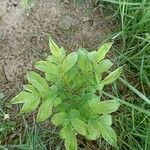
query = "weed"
xmin=11 ymin=38 xmax=122 ymax=149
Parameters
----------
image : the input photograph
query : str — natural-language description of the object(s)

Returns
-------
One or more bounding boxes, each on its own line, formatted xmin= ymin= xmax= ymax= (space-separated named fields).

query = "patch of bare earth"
xmin=0 ymin=0 xmax=113 ymax=148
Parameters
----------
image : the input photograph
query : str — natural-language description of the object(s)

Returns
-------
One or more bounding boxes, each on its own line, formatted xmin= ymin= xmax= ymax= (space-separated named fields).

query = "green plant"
xmin=11 ymin=38 xmax=122 ymax=150
xmin=21 ymin=0 xmax=29 ymax=8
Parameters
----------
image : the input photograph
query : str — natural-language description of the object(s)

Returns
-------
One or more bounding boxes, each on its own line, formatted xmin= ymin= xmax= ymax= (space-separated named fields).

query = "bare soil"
xmin=0 ymin=0 xmax=113 ymax=95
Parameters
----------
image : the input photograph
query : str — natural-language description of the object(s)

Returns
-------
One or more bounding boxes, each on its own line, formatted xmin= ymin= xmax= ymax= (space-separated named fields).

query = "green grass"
xmin=100 ymin=0 xmax=150 ymax=149
xmin=104 ymin=0 xmax=150 ymax=89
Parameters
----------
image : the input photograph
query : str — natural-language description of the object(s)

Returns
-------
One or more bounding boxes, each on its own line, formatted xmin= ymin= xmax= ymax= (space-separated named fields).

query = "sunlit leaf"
xmin=87 ymin=119 xmax=99 ymax=140
xmin=53 ymin=97 xmax=62 ymax=107
xmin=23 ymin=84 xmax=37 ymax=94
xmin=20 ymin=97 xmax=40 ymax=113
xmin=97 ymin=121 xmax=117 ymax=147
xmin=99 ymin=114 xmax=112 ymax=126
xmin=34 ymin=61 xmax=59 ymax=75
xmin=11 ymin=92 xmax=35 ymax=104
xmin=27 ymin=71 xmax=49 ymax=94
xmin=95 ymin=42 xmax=113 ymax=63
xmin=69 ymin=109 xmax=81 ymax=119
xmin=60 ymin=127 xmax=77 ymax=150
xmin=95 ymin=59 xmax=113 ymax=75
xmin=62 ymin=52 xmax=78 ymax=72
xmin=47 ymin=55 xmax=58 ymax=64
xmin=88 ymin=51 xmax=97 ymax=63
xmin=77 ymin=49 xmax=87 ymax=72
xmin=49 ymin=37 xmax=61 ymax=58
xmin=101 ymin=67 xmax=122 ymax=85
xmin=36 ymin=98 xmax=53 ymax=122
xmin=89 ymin=99 xmax=120 ymax=114
xmin=71 ymin=118 xmax=87 ymax=136
xmin=51 ymin=112 xmax=68 ymax=126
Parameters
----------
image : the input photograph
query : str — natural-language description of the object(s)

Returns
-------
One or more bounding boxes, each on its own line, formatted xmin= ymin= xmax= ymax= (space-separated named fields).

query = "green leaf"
xmin=80 ymin=93 xmax=99 ymax=102
xmin=88 ymin=97 xmax=100 ymax=109
xmin=36 ymin=98 xmax=53 ymax=122
xmin=20 ymin=97 xmax=40 ymax=113
xmin=97 ymin=121 xmax=117 ymax=147
xmin=21 ymin=0 xmax=28 ymax=9
xmin=60 ymin=127 xmax=77 ymax=150
xmin=60 ymin=127 xmax=69 ymax=139
xmin=56 ymin=102 xmax=70 ymax=112
xmin=27 ymin=71 xmax=49 ymax=94
xmin=69 ymin=109 xmax=81 ymax=119
xmin=34 ymin=61 xmax=59 ymax=75
xmin=51 ymin=112 xmax=68 ymax=126
xmin=11 ymin=92 xmax=35 ymax=104
xmin=89 ymin=100 xmax=120 ymax=114
xmin=34 ymin=61 xmax=49 ymax=72
xmin=101 ymin=67 xmax=122 ymax=85
xmin=62 ymin=52 xmax=78 ymax=72
xmin=77 ymin=49 xmax=93 ymax=72
xmin=47 ymin=55 xmax=58 ymax=64
xmin=49 ymin=37 xmax=61 ymax=58
xmin=45 ymin=73 xmax=61 ymax=82
xmin=23 ymin=84 xmax=37 ymax=94
xmin=88 ymin=51 xmax=97 ymax=63
xmin=87 ymin=119 xmax=99 ymax=140
xmin=60 ymin=47 xmax=66 ymax=59
xmin=96 ymin=42 xmax=113 ymax=63
xmin=53 ymin=97 xmax=62 ymax=107
xmin=65 ymin=65 xmax=79 ymax=83
xmin=95 ymin=59 xmax=113 ymax=75
xmin=77 ymin=49 xmax=87 ymax=72
xmin=65 ymin=135 xmax=77 ymax=150
xmin=99 ymin=114 xmax=112 ymax=126
xmin=71 ymin=118 xmax=87 ymax=136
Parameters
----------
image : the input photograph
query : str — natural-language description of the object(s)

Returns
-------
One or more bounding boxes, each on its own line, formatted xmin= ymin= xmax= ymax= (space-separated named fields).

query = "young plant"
xmin=11 ymin=38 xmax=122 ymax=150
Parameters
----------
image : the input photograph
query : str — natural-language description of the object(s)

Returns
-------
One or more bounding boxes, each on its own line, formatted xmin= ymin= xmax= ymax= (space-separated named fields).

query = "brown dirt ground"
xmin=0 ymin=0 xmax=115 ymax=149
xmin=0 ymin=0 xmax=114 ymax=95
